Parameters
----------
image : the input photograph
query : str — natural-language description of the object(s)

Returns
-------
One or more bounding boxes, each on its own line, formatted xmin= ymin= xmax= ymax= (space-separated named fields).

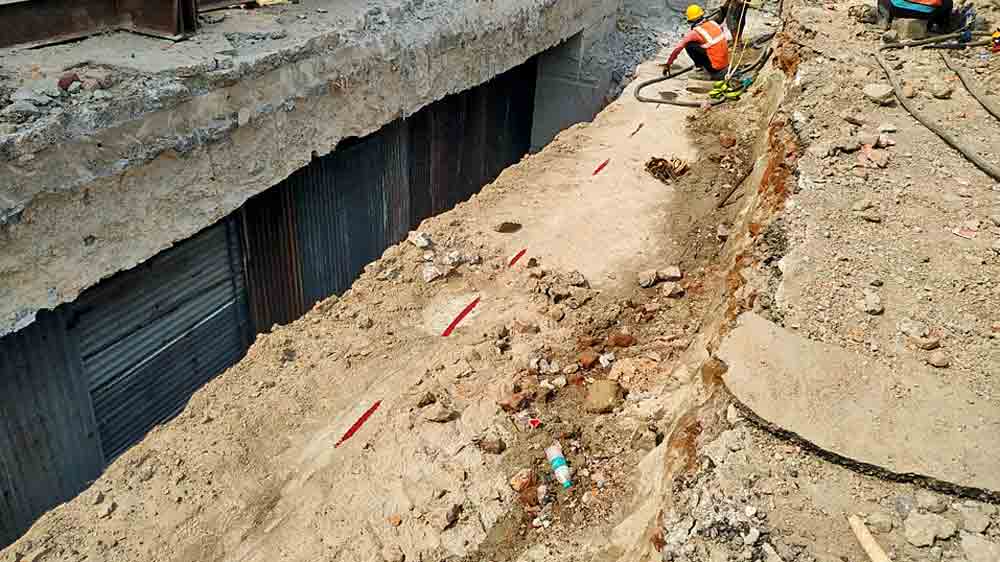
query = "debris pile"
xmin=645 ymin=156 xmax=690 ymax=183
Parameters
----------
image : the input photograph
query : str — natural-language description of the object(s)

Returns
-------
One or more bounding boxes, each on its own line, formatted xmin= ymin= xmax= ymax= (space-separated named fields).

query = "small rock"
xmin=548 ymin=306 xmax=565 ymax=322
xmin=717 ymin=224 xmax=731 ymax=241
xmin=356 ymin=315 xmax=374 ymax=330
xmin=912 ymin=336 xmax=940 ymax=350
xmin=512 ymin=319 xmax=540 ymax=334
xmin=91 ymin=89 xmax=113 ymax=101
xmin=11 ymin=87 xmax=52 ymax=105
xmin=606 ymin=333 xmax=637 ymax=348
xmin=893 ymin=18 xmax=928 ymax=40
xmin=661 ymin=281 xmax=685 ymax=298
xmin=901 ymin=82 xmax=917 ymax=99
xmin=859 ymin=209 xmax=882 ymax=223
xmin=857 ymin=131 xmax=879 ymax=147
xmin=387 ymin=513 xmax=403 ymax=527
xmin=561 ymin=363 xmax=578 ymax=374
xmin=927 ymin=351 xmax=950 ymax=368
xmin=990 ymin=215 xmax=1000 ymax=227
xmin=553 ymin=375 xmax=568 ymax=387
xmin=584 ymin=380 xmax=623 ymax=413
xmin=956 ymin=502 xmax=996 ymax=534
xmin=67 ymin=81 xmax=82 ymax=94
xmin=895 ymin=495 xmax=916 ymax=516
xmin=478 ymin=436 xmax=505 ymax=454
xmin=961 ymin=533 xmax=1000 ymax=562
xmin=863 ymin=84 xmax=895 ymax=105
xmin=899 ymin=318 xmax=929 ymax=338
xmin=437 ymin=502 xmax=461 ymax=530
xmin=421 ymin=264 xmax=443 ymax=283
xmin=743 ymin=527 xmax=761 ymax=546
xmin=1 ymin=101 xmax=42 ymax=119
xmin=659 ymin=265 xmax=683 ymax=281
xmin=867 ymin=511 xmax=895 ymax=534
xmin=878 ymin=122 xmax=898 ymax=133
xmin=638 ymin=269 xmax=659 ymax=288
xmin=861 ymin=290 xmax=884 ymax=315
xmin=97 ymin=500 xmax=117 ymax=519
xmin=409 ymin=232 xmax=432 ymax=248
xmin=494 ymin=221 xmax=522 ymax=233
xmin=905 ymin=512 xmax=956 ymax=547
xmin=852 ymin=198 xmax=875 ymax=211
xmin=498 ymin=391 xmax=530 ymax=412
xmin=842 ymin=110 xmax=866 ymax=126
xmin=57 ymin=72 xmax=79 ymax=91
xmin=598 ymin=352 xmax=615 ymax=369
xmin=423 ymin=402 xmax=457 ymax=423
xmin=416 ymin=392 xmax=436 ymax=408
xmin=578 ymin=350 xmax=600 ymax=369
xmin=931 ymin=81 xmax=954 ymax=100
xmin=510 ymin=468 xmax=536 ymax=492
xmin=726 ymin=403 xmax=742 ymax=424
xmin=382 ymin=544 xmax=405 ymax=562
xmin=719 ymin=132 xmax=737 ymax=148
xmin=882 ymin=30 xmax=899 ymax=43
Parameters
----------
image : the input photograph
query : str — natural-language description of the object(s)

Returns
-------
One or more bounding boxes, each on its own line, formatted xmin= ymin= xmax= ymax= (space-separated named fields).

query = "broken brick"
xmin=578 ymin=349 xmax=600 ymax=369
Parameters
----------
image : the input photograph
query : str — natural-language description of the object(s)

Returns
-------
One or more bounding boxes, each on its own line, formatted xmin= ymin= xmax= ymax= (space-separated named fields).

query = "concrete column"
xmin=529 ymin=12 xmax=617 ymax=151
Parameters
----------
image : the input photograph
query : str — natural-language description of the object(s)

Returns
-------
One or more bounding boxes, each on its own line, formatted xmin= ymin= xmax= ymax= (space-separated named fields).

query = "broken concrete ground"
xmin=720 ymin=312 xmax=1000 ymax=496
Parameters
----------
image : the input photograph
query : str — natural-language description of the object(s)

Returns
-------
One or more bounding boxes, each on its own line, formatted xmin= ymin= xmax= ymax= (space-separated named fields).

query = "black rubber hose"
xmin=873 ymin=52 xmax=1000 ymax=181
xmin=940 ymin=53 xmax=1000 ymax=122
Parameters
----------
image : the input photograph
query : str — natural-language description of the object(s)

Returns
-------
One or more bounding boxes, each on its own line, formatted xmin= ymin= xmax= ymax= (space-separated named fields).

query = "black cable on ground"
xmin=873 ymin=52 xmax=1000 ymax=182
xmin=940 ymin=53 xmax=1000 ymax=122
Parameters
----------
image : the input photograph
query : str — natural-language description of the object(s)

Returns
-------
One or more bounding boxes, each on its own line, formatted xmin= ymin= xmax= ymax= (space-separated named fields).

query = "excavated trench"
xmin=0 ymin=30 xmax=633 ymax=549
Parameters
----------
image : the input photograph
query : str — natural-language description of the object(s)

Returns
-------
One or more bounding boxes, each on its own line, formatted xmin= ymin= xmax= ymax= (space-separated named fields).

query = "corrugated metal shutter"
xmin=242 ymin=182 xmax=306 ymax=332
xmin=68 ymin=220 xmax=251 ymax=461
xmin=0 ymin=310 xmax=103 ymax=548
xmin=293 ymin=121 xmax=408 ymax=307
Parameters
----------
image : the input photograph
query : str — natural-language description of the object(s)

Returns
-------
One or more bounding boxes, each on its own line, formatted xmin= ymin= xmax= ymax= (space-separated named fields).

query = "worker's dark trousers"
xmin=685 ymin=44 xmax=726 ymax=79
xmin=878 ymin=0 xmax=953 ymax=31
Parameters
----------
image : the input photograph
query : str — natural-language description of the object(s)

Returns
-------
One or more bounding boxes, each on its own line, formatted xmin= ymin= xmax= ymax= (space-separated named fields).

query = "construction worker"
xmin=877 ymin=0 xmax=953 ymax=33
xmin=665 ymin=4 xmax=732 ymax=80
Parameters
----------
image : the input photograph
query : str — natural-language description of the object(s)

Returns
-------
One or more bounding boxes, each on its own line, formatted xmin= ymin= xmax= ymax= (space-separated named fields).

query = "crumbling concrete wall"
xmin=0 ymin=0 xmax=620 ymax=336
xmin=529 ymin=12 xmax=619 ymax=151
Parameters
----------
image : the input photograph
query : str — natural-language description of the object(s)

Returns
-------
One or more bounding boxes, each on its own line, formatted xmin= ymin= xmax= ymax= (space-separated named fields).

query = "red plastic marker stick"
xmin=335 ymin=400 xmax=381 ymax=448
xmin=442 ymin=297 xmax=480 ymax=337
xmin=592 ymin=158 xmax=610 ymax=176
xmin=508 ymin=248 xmax=527 ymax=267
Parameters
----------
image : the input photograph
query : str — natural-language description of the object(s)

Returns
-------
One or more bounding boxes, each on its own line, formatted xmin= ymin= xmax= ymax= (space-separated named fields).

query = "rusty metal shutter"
xmin=0 ymin=310 xmax=103 ymax=548
xmin=68 ymin=219 xmax=251 ymax=461
xmin=241 ymin=182 xmax=306 ymax=333
xmin=293 ymin=122 xmax=408 ymax=308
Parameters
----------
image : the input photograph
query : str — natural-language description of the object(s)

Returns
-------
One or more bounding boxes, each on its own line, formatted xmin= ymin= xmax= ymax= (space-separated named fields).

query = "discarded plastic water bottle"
xmin=545 ymin=441 xmax=572 ymax=489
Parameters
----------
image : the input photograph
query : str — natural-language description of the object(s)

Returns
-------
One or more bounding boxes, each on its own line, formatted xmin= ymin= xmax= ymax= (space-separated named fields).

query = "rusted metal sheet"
xmin=241 ymin=184 xmax=306 ymax=332
xmin=0 ymin=0 xmax=197 ymax=49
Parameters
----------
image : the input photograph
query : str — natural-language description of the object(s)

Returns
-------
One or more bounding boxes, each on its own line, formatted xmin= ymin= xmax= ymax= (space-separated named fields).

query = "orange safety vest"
xmin=694 ymin=20 xmax=730 ymax=70
xmin=909 ymin=0 xmax=943 ymax=6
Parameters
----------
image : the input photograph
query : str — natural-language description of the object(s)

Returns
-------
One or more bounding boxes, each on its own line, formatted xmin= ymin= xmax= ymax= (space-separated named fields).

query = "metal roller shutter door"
xmin=68 ymin=220 xmax=251 ymax=460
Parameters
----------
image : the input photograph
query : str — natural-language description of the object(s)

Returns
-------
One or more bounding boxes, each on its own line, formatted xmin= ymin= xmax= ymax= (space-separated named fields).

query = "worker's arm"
xmin=666 ymin=29 xmax=703 ymax=66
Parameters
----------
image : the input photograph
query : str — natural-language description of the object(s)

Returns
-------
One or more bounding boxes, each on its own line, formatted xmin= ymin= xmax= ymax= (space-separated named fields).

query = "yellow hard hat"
xmin=686 ymin=4 xmax=705 ymax=22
